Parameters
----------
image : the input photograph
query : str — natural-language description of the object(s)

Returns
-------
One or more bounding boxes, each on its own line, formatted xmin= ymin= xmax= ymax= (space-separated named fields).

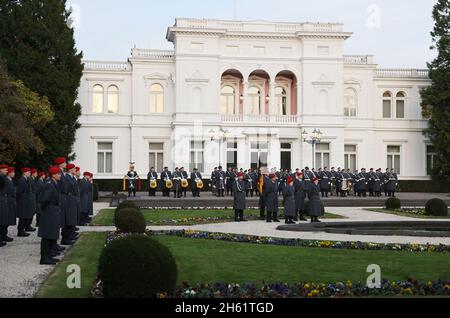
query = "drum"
xmin=195 ymin=179 xmax=204 ymax=189
xmin=165 ymin=179 xmax=173 ymax=189
xmin=150 ymin=178 xmax=157 ymax=189
xmin=181 ymin=179 xmax=189 ymax=189
xmin=341 ymin=179 xmax=348 ymax=191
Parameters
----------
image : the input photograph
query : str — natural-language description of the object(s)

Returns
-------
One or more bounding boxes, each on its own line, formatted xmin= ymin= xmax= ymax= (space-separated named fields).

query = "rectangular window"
xmin=387 ymin=145 xmax=401 ymax=174
xmin=253 ymin=46 xmax=266 ymax=55
xmin=280 ymin=143 xmax=292 ymax=170
xmin=383 ymin=100 xmax=391 ymax=118
xmin=315 ymin=143 xmax=330 ymax=169
xmin=226 ymin=141 xmax=238 ymax=170
xmin=149 ymin=143 xmax=164 ymax=172
xmin=190 ymin=141 xmax=204 ymax=172
xmin=396 ymin=100 xmax=405 ymax=118
xmin=226 ymin=45 xmax=239 ymax=54
xmin=97 ymin=142 xmax=113 ymax=174
xmin=426 ymin=145 xmax=436 ymax=175
xmin=344 ymin=144 xmax=357 ymax=171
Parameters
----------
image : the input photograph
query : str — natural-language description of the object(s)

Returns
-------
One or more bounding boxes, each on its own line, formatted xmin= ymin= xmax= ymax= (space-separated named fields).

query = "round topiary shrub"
xmin=114 ymin=200 xmax=139 ymax=225
xmin=99 ymin=235 xmax=178 ymax=298
xmin=304 ymin=200 xmax=325 ymax=216
xmin=385 ymin=197 xmax=401 ymax=210
xmin=115 ymin=208 xmax=146 ymax=233
xmin=425 ymin=198 xmax=448 ymax=216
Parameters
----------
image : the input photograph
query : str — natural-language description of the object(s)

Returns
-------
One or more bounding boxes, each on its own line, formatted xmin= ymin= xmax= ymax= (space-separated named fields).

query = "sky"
xmin=68 ymin=0 xmax=437 ymax=68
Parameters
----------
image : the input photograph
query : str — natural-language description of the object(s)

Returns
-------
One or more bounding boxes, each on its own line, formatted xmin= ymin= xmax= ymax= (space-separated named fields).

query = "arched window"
xmin=149 ymin=84 xmax=164 ymax=113
xmin=344 ymin=88 xmax=357 ymax=117
xmin=92 ymin=85 xmax=104 ymax=113
xmin=275 ymin=86 xmax=287 ymax=115
xmin=248 ymin=86 xmax=261 ymax=115
xmin=107 ymin=85 xmax=119 ymax=113
xmin=220 ymin=86 xmax=236 ymax=114
xmin=396 ymin=91 xmax=406 ymax=118
xmin=382 ymin=91 xmax=392 ymax=118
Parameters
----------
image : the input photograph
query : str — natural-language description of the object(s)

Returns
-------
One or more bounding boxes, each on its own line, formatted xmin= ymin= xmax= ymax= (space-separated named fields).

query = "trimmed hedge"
xmin=115 ymin=208 xmax=146 ymax=234
xmin=385 ymin=197 xmax=401 ymax=210
xmin=98 ymin=235 xmax=178 ymax=298
xmin=114 ymin=201 xmax=139 ymax=225
xmin=425 ymin=198 xmax=449 ymax=216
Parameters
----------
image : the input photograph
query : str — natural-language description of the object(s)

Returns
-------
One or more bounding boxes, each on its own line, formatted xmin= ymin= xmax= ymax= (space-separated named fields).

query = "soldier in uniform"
xmin=309 ymin=178 xmax=322 ymax=223
xmin=38 ymin=166 xmax=62 ymax=265
xmin=125 ymin=163 xmax=139 ymax=198
xmin=172 ymin=167 xmax=181 ymax=198
xmin=304 ymin=167 xmax=314 ymax=200
xmin=294 ymin=172 xmax=307 ymax=221
xmin=161 ymin=167 xmax=172 ymax=197
xmin=386 ymin=169 xmax=398 ymax=197
xmin=264 ymin=173 xmax=280 ymax=223
xmin=244 ymin=170 xmax=254 ymax=197
xmin=368 ymin=168 xmax=375 ymax=197
xmin=147 ymin=167 xmax=158 ymax=197
xmin=318 ymin=168 xmax=331 ymax=197
xmin=210 ymin=167 xmax=217 ymax=196
xmin=233 ymin=172 xmax=247 ymax=222
xmin=2 ymin=167 xmax=17 ymax=243
xmin=215 ymin=166 xmax=226 ymax=197
xmin=0 ymin=165 xmax=11 ymax=246
xmin=283 ymin=176 xmax=296 ymax=224
xmin=373 ymin=169 xmax=383 ymax=197
xmin=35 ymin=172 xmax=46 ymax=227
xmin=225 ymin=167 xmax=233 ymax=196
xmin=79 ymin=172 xmax=91 ymax=225
xmin=190 ymin=168 xmax=202 ymax=197
xmin=250 ymin=169 xmax=258 ymax=197
xmin=180 ymin=167 xmax=189 ymax=198
xmin=63 ymin=164 xmax=80 ymax=245
xmin=17 ymin=168 xmax=35 ymax=237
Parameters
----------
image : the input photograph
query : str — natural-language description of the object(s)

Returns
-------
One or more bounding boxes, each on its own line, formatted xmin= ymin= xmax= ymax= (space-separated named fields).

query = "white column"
xmin=269 ymin=135 xmax=281 ymax=170
xmin=243 ymin=81 xmax=249 ymax=115
xmin=269 ymin=81 xmax=276 ymax=116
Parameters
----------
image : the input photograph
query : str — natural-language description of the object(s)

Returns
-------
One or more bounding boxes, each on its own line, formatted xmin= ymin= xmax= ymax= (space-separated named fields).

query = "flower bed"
xmin=105 ymin=230 xmax=450 ymax=253
xmin=91 ymin=277 xmax=450 ymax=298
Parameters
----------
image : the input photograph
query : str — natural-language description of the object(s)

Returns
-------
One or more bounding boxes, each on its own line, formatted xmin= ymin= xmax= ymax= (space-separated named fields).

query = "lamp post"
xmin=209 ymin=128 xmax=230 ymax=167
xmin=302 ymin=128 xmax=323 ymax=169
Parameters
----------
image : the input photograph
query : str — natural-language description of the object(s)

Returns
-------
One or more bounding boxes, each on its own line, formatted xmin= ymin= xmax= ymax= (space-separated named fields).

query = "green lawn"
xmin=367 ymin=208 xmax=450 ymax=219
xmin=36 ymin=232 xmax=450 ymax=298
xmin=92 ymin=209 xmax=345 ymax=226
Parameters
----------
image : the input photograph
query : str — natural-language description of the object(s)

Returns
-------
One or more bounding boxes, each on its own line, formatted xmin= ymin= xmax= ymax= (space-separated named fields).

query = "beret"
xmin=7 ymin=167 xmax=15 ymax=174
xmin=21 ymin=168 xmax=31 ymax=173
xmin=0 ymin=164 xmax=8 ymax=169
xmin=66 ymin=164 xmax=76 ymax=170
xmin=54 ymin=157 xmax=66 ymax=165
xmin=48 ymin=166 xmax=61 ymax=175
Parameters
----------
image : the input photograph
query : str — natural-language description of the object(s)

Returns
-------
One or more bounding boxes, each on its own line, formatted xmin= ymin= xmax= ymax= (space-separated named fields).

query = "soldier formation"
xmin=0 ymin=159 xmax=94 ymax=265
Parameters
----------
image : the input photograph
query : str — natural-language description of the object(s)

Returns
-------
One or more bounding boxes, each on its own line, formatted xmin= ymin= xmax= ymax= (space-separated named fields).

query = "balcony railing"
xmin=375 ymin=68 xmax=429 ymax=78
xmin=131 ymin=48 xmax=175 ymax=59
xmin=83 ymin=61 xmax=131 ymax=72
xmin=221 ymin=114 xmax=298 ymax=124
xmin=344 ymin=55 xmax=374 ymax=65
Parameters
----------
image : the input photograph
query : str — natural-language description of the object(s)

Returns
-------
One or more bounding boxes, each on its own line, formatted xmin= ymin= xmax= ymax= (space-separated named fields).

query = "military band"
xmin=0 ymin=159 xmax=94 ymax=265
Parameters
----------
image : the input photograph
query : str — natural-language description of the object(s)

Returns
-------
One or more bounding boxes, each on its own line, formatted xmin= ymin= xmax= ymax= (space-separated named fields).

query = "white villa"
xmin=74 ymin=18 xmax=434 ymax=180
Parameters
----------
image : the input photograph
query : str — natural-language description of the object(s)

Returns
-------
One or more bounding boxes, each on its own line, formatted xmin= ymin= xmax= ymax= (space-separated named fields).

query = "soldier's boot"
xmin=234 ymin=210 xmax=240 ymax=222
xmin=266 ymin=212 xmax=272 ymax=223
xmin=273 ymin=213 xmax=280 ymax=223
xmin=239 ymin=211 xmax=247 ymax=222
xmin=299 ymin=211 xmax=308 ymax=221
xmin=260 ymin=209 xmax=265 ymax=221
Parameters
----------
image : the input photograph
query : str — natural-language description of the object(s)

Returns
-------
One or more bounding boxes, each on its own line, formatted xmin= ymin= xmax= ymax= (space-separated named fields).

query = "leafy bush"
xmin=304 ymin=201 xmax=325 ymax=216
xmin=115 ymin=208 xmax=146 ymax=233
xmin=425 ymin=198 xmax=448 ymax=216
xmin=114 ymin=200 xmax=139 ymax=225
xmin=99 ymin=235 xmax=178 ymax=298
xmin=385 ymin=197 xmax=401 ymax=210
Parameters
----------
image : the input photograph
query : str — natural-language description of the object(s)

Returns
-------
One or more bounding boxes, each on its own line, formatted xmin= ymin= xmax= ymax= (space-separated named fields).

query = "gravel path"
xmin=1 ymin=203 xmax=449 ymax=298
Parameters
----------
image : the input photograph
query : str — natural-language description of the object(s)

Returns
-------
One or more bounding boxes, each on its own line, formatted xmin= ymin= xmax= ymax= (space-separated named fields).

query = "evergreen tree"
xmin=420 ymin=0 xmax=450 ymax=180
xmin=0 ymin=0 xmax=83 ymax=169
